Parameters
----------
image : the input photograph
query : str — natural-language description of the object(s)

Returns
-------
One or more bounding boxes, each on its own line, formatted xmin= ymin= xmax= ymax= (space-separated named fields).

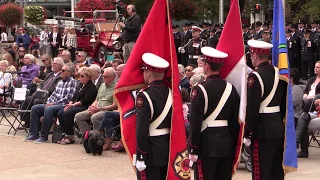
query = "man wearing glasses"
xmin=185 ymin=64 xmax=196 ymax=80
xmin=75 ymin=67 xmax=117 ymax=135
xmin=20 ymin=57 xmax=64 ymax=128
xmin=23 ymin=64 xmax=78 ymax=143
xmin=75 ymin=51 xmax=90 ymax=67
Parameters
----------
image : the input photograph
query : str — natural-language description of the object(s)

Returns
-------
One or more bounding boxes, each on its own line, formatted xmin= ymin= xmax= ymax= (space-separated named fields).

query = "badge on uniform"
xmin=191 ymin=89 xmax=198 ymax=100
xmin=307 ymin=41 xmax=311 ymax=47
xmin=192 ymin=43 xmax=200 ymax=48
xmin=248 ymin=77 xmax=255 ymax=88
xmin=136 ymin=98 xmax=144 ymax=108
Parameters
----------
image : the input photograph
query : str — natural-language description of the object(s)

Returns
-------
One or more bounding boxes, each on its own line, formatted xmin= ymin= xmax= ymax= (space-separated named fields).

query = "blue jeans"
xmin=29 ymin=104 xmax=64 ymax=138
xmin=98 ymin=111 xmax=120 ymax=138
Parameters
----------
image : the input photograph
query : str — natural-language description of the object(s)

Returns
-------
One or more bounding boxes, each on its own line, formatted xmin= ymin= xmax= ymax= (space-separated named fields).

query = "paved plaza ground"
xmin=0 ymin=117 xmax=319 ymax=180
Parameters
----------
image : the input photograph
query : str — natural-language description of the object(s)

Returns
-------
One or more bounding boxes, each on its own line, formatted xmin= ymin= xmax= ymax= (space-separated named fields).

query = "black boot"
xmin=298 ymin=129 xmax=309 ymax=158
xmin=296 ymin=112 xmax=310 ymax=143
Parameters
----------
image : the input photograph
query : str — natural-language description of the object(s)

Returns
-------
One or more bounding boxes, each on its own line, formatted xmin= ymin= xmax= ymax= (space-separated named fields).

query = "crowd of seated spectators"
xmin=3 ymin=28 xmax=319 ymax=159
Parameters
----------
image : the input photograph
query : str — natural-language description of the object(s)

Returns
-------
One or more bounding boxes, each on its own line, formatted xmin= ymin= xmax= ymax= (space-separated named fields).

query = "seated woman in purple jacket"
xmin=17 ymin=54 xmax=40 ymax=85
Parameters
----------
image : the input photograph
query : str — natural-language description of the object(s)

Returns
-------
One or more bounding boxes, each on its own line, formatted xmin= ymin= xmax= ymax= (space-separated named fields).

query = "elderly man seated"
xmin=75 ymin=67 xmax=117 ymax=135
xmin=76 ymin=51 xmax=90 ymax=66
xmin=20 ymin=57 xmax=64 ymax=128
xmin=23 ymin=64 xmax=78 ymax=143
xmin=90 ymin=64 xmax=104 ymax=89
xmin=178 ymin=64 xmax=190 ymax=93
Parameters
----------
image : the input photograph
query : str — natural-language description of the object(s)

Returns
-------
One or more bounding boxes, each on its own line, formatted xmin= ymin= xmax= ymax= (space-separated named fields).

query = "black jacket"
xmin=180 ymin=76 xmax=190 ymax=93
xmin=123 ymin=13 xmax=141 ymax=43
xmin=39 ymin=72 xmax=62 ymax=96
xmin=72 ymin=81 xmax=98 ymax=107
xmin=49 ymin=32 xmax=62 ymax=48
xmin=136 ymin=80 xmax=172 ymax=166
xmin=245 ymin=62 xmax=287 ymax=140
xmin=189 ymin=75 xmax=240 ymax=158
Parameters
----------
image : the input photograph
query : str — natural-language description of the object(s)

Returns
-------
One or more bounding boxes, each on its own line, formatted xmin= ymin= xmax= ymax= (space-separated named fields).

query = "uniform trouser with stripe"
xmin=136 ymin=166 xmax=167 ymax=180
xmin=251 ymin=139 xmax=284 ymax=180
xmin=193 ymin=156 xmax=233 ymax=180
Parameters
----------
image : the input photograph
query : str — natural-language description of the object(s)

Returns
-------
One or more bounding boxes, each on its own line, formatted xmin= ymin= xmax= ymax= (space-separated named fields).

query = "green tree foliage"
xmin=24 ymin=6 xmax=46 ymax=25
xmin=131 ymin=0 xmax=154 ymax=22
xmin=0 ymin=3 xmax=23 ymax=27
xmin=291 ymin=0 xmax=320 ymax=23
xmin=170 ymin=0 xmax=198 ymax=21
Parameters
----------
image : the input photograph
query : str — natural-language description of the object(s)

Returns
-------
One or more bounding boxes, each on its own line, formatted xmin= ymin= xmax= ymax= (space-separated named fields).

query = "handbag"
xmin=52 ymin=126 xmax=63 ymax=143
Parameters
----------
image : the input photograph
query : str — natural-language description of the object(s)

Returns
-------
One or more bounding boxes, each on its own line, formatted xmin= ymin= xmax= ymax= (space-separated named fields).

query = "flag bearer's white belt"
xmin=202 ymin=120 xmax=228 ymax=131
xmin=188 ymin=55 xmax=200 ymax=59
xmin=259 ymin=106 xmax=280 ymax=113
xmin=142 ymin=89 xmax=172 ymax=137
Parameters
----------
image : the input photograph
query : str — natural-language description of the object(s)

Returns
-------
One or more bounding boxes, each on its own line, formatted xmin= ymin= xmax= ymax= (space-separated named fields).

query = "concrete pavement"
xmin=0 ymin=117 xmax=320 ymax=179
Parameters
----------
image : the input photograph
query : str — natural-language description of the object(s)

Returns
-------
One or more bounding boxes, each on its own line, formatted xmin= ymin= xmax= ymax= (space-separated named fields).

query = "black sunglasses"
xmin=79 ymin=75 xmax=85 ymax=78
xmin=62 ymin=69 xmax=70 ymax=72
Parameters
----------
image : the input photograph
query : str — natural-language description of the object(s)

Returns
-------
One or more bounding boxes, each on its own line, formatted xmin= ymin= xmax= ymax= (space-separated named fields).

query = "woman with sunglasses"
xmin=16 ymin=47 xmax=26 ymax=70
xmin=27 ymin=54 xmax=52 ymax=94
xmin=57 ymin=67 xmax=98 ymax=145
xmin=38 ymin=54 xmax=52 ymax=80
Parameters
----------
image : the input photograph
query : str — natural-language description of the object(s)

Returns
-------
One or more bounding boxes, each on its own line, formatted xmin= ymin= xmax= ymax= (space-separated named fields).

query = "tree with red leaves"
xmin=75 ymin=0 xmax=116 ymax=18
xmin=170 ymin=0 xmax=198 ymax=21
xmin=0 ymin=3 xmax=23 ymax=27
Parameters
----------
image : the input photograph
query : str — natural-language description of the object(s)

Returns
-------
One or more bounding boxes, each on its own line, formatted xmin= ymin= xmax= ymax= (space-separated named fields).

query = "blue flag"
xmin=272 ymin=0 xmax=298 ymax=173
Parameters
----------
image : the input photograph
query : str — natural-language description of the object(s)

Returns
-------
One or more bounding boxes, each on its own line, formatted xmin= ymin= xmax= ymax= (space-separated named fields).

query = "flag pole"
xmin=219 ymin=0 xmax=224 ymax=23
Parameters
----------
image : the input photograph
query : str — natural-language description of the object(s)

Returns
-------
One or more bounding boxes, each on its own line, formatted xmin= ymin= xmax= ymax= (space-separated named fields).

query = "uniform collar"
xmin=206 ymin=74 xmax=221 ymax=80
xmin=257 ymin=61 xmax=270 ymax=68
xmin=149 ymin=80 xmax=164 ymax=86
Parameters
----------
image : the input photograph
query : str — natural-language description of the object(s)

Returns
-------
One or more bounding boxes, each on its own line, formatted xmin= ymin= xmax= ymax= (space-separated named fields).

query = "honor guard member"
xmin=297 ymin=20 xmax=305 ymax=39
xmin=244 ymin=40 xmax=287 ymax=180
xmin=200 ymin=22 xmax=210 ymax=40
xmin=188 ymin=47 xmax=240 ymax=180
xmin=301 ymin=29 xmax=315 ymax=79
xmin=243 ymin=24 xmax=250 ymax=45
xmin=254 ymin=21 xmax=263 ymax=40
xmin=286 ymin=29 xmax=298 ymax=68
xmin=186 ymin=26 xmax=207 ymax=66
xmin=207 ymin=29 xmax=218 ymax=48
xmin=173 ymin=25 xmax=183 ymax=64
xmin=180 ymin=23 xmax=193 ymax=66
xmin=135 ymin=53 xmax=172 ymax=180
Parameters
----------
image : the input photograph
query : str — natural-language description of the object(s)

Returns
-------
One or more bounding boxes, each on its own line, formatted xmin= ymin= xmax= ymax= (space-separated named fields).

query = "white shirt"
xmin=40 ymin=31 xmax=49 ymax=45
xmin=307 ymin=82 xmax=317 ymax=98
xmin=0 ymin=32 xmax=7 ymax=43
xmin=0 ymin=72 xmax=12 ymax=93
xmin=94 ymin=74 xmax=101 ymax=86
xmin=52 ymin=32 xmax=57 ymax=44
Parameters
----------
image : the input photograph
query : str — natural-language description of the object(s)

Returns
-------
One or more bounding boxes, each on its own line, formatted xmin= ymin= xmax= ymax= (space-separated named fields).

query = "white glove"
xmin=136 ymin=160 xmax=147 ymax=172
xmin=243 ymin=138 xmax=251 ymax=147
xmin=189 ymin=154 xmax=198 ymax=167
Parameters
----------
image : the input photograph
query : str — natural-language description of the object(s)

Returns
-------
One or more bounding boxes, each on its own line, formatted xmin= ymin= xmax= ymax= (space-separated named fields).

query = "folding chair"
xmin=308 ymin=112 xmax=320 ymax=147
xmin=0 ymin=87 xmax=28 ymax=134
xmin=11 ymin=89 xmax=49 ymax=135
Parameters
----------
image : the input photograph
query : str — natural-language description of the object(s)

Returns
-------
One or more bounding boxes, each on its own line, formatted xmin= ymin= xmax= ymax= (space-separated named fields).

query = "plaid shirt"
xmin=66 ymin=34 xmax=77 ymax=48
xmin=46 ymin=77 xmax=78 ymax=105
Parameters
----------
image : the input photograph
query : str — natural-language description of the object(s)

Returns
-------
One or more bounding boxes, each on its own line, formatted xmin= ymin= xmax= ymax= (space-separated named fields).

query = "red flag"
xmin=114 ymin=0 xmax=190 ymax=179
xmin=216 ymin=0 xmax=247 ymax=175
